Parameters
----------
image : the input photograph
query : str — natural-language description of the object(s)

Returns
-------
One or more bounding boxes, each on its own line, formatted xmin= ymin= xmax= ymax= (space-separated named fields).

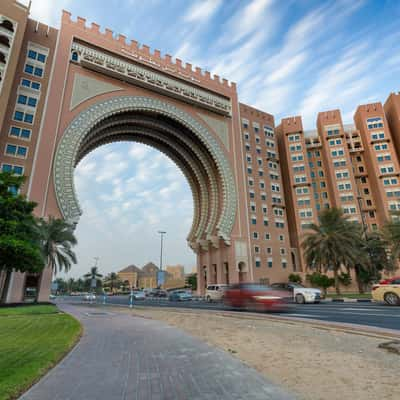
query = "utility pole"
xmin=158 ymin=231 xmax=166 ymax=271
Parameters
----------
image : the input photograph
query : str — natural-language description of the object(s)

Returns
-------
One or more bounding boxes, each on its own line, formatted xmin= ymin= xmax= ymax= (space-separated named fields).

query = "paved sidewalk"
xmin=20 ymin=304 xmax=295 ymax=400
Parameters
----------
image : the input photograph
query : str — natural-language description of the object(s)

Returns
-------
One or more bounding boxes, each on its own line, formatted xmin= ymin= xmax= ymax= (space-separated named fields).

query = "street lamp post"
xmin=158 ymin=231 xmax=166 ymax=271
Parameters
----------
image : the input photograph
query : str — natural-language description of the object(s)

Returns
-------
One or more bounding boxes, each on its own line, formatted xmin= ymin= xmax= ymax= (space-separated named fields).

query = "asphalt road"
xmin=59 ymin=295 xmax=400 ymax=331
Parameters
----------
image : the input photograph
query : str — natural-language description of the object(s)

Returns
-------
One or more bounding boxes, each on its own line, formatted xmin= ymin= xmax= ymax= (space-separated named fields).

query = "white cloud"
xmin=23 ymin=0 xmax=71 ymax=27
xmin=183 ymin=0 xmax=222 ymax=23
xmin=220 ymin=0 xmax=274 ymax=45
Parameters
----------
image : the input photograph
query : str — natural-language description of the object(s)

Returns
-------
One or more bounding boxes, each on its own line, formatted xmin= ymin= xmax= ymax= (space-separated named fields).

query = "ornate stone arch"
xmin=53 ymin=96 xmax=237 ymax=244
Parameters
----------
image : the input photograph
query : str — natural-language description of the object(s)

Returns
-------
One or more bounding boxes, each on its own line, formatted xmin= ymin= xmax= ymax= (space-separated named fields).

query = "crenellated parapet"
xmin=61 ymin=10 xmax=236 ymax=98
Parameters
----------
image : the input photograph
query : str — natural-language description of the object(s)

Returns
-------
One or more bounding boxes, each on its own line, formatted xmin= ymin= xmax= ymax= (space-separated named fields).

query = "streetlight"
xmin=158 ymin=231 xmax=166 ymax=271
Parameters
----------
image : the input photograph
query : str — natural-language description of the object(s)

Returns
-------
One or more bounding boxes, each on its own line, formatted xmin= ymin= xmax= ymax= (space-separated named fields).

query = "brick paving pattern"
xmin=20 ymin=304 xmax=295 ymax=400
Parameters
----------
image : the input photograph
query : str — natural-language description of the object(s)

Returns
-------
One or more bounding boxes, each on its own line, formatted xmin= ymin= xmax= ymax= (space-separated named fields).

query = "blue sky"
xmin=25 ymin=0 xmax=400 ymax=277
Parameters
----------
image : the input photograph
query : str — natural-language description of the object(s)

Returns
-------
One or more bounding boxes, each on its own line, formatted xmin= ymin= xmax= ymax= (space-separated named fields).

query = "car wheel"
xmin=295 ymin=294 xmax=305 ymax=304
xmin=384 ymin=292 xmax=400 ymax=306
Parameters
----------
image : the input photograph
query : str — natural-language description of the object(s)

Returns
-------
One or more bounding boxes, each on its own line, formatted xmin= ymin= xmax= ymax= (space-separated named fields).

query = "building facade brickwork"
xmin=1 ymin=1 xmax=399 ymax=302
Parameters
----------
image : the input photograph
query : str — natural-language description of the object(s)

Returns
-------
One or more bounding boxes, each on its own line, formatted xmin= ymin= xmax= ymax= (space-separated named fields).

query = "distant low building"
xmin=117 ymin=265 xmax=141 ymax=288
xmin=138 ymin=262 xmax=159 ymax=289
xmin=165 ymin=265 xmax=185 ymax=280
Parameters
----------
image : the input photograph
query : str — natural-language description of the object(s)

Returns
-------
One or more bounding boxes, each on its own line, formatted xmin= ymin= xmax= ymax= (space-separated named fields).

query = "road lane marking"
xmin=285 ymin=313 xmax=325 ymax=318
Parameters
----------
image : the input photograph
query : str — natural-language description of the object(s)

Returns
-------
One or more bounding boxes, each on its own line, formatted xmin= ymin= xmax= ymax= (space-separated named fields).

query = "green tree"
xmin=185 ymin=273 xmax=197 ymax=290
xmin=84 ymin=267 xmax=103 ymax=292
xmin=0 ymin=172 xmax=44 ymax=302
xmin=306 ymin=272 xmax=334 ymax=297
xmin=54 ymin=277 xmax=68 ymax=294
xmin=383 ymin=214 xmax=400 ymax=261
xmin=103 ymin=272 xmax=122 ymax=293
xmin=302 ymin=208 xmax=365 ymax=294
xmin=37 ymin=216 xmax=77 ymax=275
xmin=288 ymin=273 xmax=302 ymax=284
xmin=355 ymin=231 xmax=394 ymax=293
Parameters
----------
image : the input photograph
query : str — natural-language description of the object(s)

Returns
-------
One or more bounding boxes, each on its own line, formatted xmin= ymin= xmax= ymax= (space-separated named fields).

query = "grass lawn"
xmin=326 ymin=293 xmax=372 ymax=299
xmin=0 ymin=304 xmax=81 ymax=400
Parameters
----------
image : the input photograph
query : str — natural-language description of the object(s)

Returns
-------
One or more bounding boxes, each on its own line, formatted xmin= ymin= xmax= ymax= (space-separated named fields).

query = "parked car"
xmin=150 ymin=289 xmax=168 ymax=298
xmin=223 ymin=283 xmax=292 ymax=312
xmin=270 ymin=282 xmax=322 ymax=304
xmin=168 ymin=290 xmax=192 ymax=301
xmin=372 ymin=276 xmax=400 ymax=305
xmin=84 ymin=293 xmax=96 ymax=301
xmin=131 ymin=290 xmax=146 ymax=300
xmin=205 ymin=284 xmax=228 ymax=302
xmin=49 ymin=294 xmax=57 ymax=300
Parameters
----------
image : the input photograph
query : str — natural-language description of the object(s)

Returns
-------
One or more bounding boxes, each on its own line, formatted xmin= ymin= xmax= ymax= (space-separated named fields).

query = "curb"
xmin=324 ymin=298 xmax=372 ymax=303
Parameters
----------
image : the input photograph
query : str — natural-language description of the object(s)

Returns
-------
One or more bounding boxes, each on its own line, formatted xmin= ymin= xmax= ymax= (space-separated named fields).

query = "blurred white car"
xmin=271 ymin=282 xmax=322 ymax=304
xmin=84 ymin=293 xmax=96 ymax=301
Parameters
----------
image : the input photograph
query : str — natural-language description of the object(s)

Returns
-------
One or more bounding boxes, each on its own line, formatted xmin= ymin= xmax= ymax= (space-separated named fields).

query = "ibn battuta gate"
xmin=4 ymin=10 xmax=273 ymax=302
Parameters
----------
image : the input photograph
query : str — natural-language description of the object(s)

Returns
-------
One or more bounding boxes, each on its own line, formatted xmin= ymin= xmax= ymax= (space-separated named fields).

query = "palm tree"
xmin=383 ymin=212 xmax=400 ymax=261
xmin=37 ymin=216 xmax=77 ymax=275
xmin=84 ymin=267 xmax=103 ymax=292
xmin=302 ymin=208 xmax=365 ymax=294
xmin=103 ymin=272 xmax=121 ymax=293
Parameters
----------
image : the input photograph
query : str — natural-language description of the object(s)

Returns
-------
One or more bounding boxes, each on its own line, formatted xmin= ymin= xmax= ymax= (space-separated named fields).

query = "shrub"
xmin=288 ymin=273 xmax=302 ymax=283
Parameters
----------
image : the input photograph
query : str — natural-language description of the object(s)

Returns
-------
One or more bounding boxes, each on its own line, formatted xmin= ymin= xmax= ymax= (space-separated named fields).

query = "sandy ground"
xmin=111 ymin=306 xmax=400 ymax=400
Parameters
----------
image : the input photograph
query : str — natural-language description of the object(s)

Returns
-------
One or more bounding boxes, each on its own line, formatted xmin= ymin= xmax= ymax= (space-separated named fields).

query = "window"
xmin=337 ymin=182 xmax=352 ymax=191
xmin=265 ymin=233 xmax=270 ymax=240
xmin=244 ymin=133 xmax=249 ymax=141
xmin=271 ymin=183 xmax=280 ymax=192
xmin=247 ymin=167 xmax=252 ymax=174
xmin=266 ymin=247 xmax=272 ymax=254
xmin=267 ymin=258 xmax=273 ymax=268
xmin=280 ymin=248 xmax=286 ymax=255
xmin=1 ymin=164 xmax=24 ymax=175
xmin=254 ymin=246 xmax=260 ymax=254
xmin=279 ymin=235 xmax=284 ymax=241
xmin=17 ymin=94 xmax=38 ymax=108
xmin=371 ymin=132 xmax=385 ymax=141
xmin=264 ymin=125 xmax=274 ymax=137
xmin=288 ymin=134 xmax=300 ymax=142
xmin=291 ymin=153 xmax=304 ymax=162
xmin=9 ymin=126 xmax=31 ymax=140
xmin=299 ymin=209 xmax=313 ymax=218
xmin=293 ymin=165 xmax=305 ymax=173
xmin=260 ymin=193 xmax=267 ymax=201
xmin=248 ymin=178 xmax=254 ymax=186
xmin=263 ymin=218 xmax=269 ymax=226
xmin=5 ymin=144 xmax=28 ymax=158
xmin=242 ymin=119 xmax=249 ymax=128
xmin=249 ymin=190 xmax=255 ymax=199
xmin=28 ymin=49 xmax=47 ymax=63
xmin=297 ymin=198 xmax=311 ymax=206
xmin=294 ymin=175 xmax=307 ymax=183
xmin=295 ymin=187 xmax=309 ymax=195
xmin=253 ymin=232 xmax=259 ymax=239
xmin=380 ymin=165 xmax=395 ymax=174
xmin=281 ymin=259 xmax=287 ymax=269
xmin=259 ymin=181 xmax=265 ymax=189
xmin=273 ymin=208 xmax=284 ymax=217
xmin=331 ymin=148 xmax=344 ymax=157
xmin=367 ymin=117 xmax=384 ymax=129
xmin=289 ymin=144 xmax=302 ymax=152
xmin=251 ymin=217 xmax=257 ymax=225
xmin=13 ymin=110 xmax=34 ymax=124
xmin=255 ymin=259 xmax=261 ymax=268
xmin=24 ymin=63 xmax=43 ymax=78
